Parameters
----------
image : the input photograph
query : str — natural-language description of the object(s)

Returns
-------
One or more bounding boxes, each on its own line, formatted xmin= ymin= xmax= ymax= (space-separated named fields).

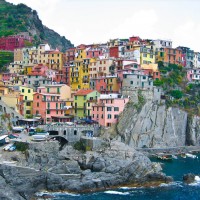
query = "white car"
xmin=66 ymin=122 xmax=74 ymax=126
xmin=3 ymin=144 xmax=14 ymax=151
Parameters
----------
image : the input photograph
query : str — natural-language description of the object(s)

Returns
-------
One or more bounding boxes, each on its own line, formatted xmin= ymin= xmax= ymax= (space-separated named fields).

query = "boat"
xmin=180 ymin=153 xmax=186 ymax=158
xmin=156 ymin=154 xmax=173 ymax=161
xmin=186 ymin=153 xmax=197 ymax=159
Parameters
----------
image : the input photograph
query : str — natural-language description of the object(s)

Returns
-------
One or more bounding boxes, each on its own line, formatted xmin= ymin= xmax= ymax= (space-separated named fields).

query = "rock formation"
xmin=0 ymin=141 xmax=172 ymax=199
xmin=116 ymin=89 xmax=200 ymax=148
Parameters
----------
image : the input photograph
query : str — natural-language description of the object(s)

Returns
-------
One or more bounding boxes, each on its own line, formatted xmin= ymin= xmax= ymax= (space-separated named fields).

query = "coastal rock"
xmin=117 ymin=92 xmax=188 ymax=148
xmin=183 ymin=173 xmax=196 ymax=184
xmin=186 ymin=115 xmax=200 ymax=146
xmin=0 ymin=141 xmax=172 ymax=197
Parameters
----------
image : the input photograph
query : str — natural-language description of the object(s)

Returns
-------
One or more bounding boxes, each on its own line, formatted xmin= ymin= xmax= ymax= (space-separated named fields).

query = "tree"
xmin=170 ymin=90 xmax=183 ymax=99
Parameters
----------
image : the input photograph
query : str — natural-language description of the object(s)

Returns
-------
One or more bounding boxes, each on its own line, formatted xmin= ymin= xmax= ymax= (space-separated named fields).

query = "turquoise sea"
xmin=40 ymin=154 xmax=200 ymax=200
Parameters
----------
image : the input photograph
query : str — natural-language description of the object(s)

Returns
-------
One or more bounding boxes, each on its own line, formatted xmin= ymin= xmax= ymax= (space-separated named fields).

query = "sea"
xmin=38 ymin=153 xmax=200 ymax=200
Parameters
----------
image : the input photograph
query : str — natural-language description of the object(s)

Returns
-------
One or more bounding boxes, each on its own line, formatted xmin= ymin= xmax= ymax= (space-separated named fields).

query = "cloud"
xmin=105 ymin=9 xmax=159 ymax=40
xmin=173 ymin=21 xmax=200 ymax=51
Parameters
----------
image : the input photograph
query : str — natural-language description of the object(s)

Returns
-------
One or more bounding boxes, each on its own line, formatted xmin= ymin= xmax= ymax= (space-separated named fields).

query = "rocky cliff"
xmin=0 ymin=0 xmax=73 ymax=51
xmin=117 ymin=89 xmax=200 ymax=148
xmin=0 ymin=141 xmax=172 ymax=199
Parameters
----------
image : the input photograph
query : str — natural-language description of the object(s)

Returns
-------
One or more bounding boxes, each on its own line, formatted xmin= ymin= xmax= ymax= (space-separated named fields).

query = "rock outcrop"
xmin=186 ymin=115 xmax=200 ymax=146
xmin=0 ymin=141 xmax=172 ymax=198
xmin=116 ymin=89 xmax=200 ymax=148
xmin=117 ymin=101 xmax=188 ymax=148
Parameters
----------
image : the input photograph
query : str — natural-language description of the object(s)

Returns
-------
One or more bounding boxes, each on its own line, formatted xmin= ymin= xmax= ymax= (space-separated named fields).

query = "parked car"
xmin=3 ymin=143 xmax=14 ymax=151
xmin=9 ymin=145 xmax=16 ymax=151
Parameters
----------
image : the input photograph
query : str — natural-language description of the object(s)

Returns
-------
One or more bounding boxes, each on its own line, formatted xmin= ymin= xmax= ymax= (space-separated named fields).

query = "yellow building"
xmin=19 ymin=86 xmax=34 ymax=118
xmin=70 ymin=45 xmax=90 ymax=90
xmin=47 ymin=50 xmax=65 ymax=71
xmin=140 ymin=45 xmax=156 ymax=64
xmin=141 ymin=63 xmax=158 ymax=72
xmin=24 ymin=65 xmax=33 ymax=75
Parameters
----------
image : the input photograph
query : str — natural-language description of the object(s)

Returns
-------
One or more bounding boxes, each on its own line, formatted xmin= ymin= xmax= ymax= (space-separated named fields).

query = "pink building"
xmin=0 ymin=34 xmax=32 ymax=51
xmin=187 ymin=69 xmax=200 ymax=82
xmin=33 ymin=84 xmax=72 ymax=124
xmin=92 ymin=94 xmax=129 ymax=127
xmin=86 ymin=47 xmax=103 ymax=58
xmin=2 ymin=73 xmax=11 ymax=82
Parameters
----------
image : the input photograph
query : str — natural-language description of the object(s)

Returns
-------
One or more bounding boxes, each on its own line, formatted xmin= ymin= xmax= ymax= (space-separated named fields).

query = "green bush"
xmin=15 ymin=142 xmax=29 ymax=152
xmin=74 ymin=141 xmax=86 ymax=152
xmin=170 ymin=90 xmax=183 ymax=99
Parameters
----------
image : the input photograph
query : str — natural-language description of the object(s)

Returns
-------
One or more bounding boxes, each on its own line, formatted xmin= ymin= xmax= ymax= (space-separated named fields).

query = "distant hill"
xmin=0 ymin=0 xmax=74 ymax=51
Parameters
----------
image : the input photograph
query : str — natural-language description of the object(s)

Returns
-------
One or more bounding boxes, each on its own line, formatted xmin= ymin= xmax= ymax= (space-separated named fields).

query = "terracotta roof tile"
xmin=74 ymin=89 xmax=95 ymax=96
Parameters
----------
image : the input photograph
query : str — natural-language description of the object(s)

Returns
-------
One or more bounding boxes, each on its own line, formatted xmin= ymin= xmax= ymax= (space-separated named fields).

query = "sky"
xmin=6 ymin=0 xmax=200 ymax=51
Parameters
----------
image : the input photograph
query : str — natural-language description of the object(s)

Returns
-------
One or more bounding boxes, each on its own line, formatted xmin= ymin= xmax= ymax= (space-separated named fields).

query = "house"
xmin=92 ymin=94 xmax=129 ymax=127
xmin=74 ymin=89 xmax=100 ymax=118
xmin=164 ymin=48 xmax=183 ymax=66
xmin=187 ymin=69 xmax=200 ymax=83
xmin=33 ymin=84 xmax=72 ymax=124
xmin=18 ymin=86 xmax=34 ymax=118
xmin=122 ymin=73 xmax=154 ymax=89
xmin=26 ymin=64 xmax=53 ymax=91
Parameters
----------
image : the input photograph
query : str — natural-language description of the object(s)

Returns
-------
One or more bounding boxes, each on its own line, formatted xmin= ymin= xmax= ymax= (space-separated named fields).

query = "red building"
xmin=0 ymin=34 xmax=32 ymax=51
xmin=109 ymin=46 xmax=119 ymax=58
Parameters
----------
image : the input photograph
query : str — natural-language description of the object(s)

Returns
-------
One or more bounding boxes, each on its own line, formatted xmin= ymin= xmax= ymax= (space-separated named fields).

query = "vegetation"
xmin=74 ymin=141 xmax=86 ymax=152
xmin=155 ymin=61 xmax=200 ymax=116
xmin=0 ymin=0 xmax=73 ymax=51
xmin=15 ymin=142 xmax=29 ymax=152
xmin=0 ymin=51 xmax=13 ymax=69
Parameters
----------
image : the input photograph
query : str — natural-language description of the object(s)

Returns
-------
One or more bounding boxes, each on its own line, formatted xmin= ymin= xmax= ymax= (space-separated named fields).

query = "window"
xmin=22 ymin=89 xmax=24 ymax=93
xmin=114 ymin=107 xmax=119 ymax=111
xmin=37 ymin=102 xmax=39 ymax=107
xmin=84 ymin=96 xmax=86 ymax=100
xmin=143 ymin=53 xmax=147 ymax=57
xmin=28 ymin=89 xmax=31 ymax=93
xmin=26 ymin=102 xmax=31 ymax=106
xmin=143 ymin=76 xmax=146 ymax=79
xmin=26 ymin=110 xmax=31 ymax=114
xmin=47 ymin=110 xmax=50 ymax=114
xmin=107 ymin=107 xmax=112 ymax=111
xmin=25 ymin=96 xmax=27 ymax=100
xmin=37 ymin=95 xmax=39 ymax=99
xmin=130 ymin=81 xmax=133 ymax=85
xmin=57 ymin=88 xmax=60 ymax=94
xmin=101 ymin=114 xmax=104 ymax=119
xmin=88 ymin=103 xmax=90 ymax=107
xmin=75 ymin=96 xmax=77 ymax=100
xmin=47 ymin=88 xmax=50 ymax=93
xmin=102 ymin=107 xmax=104 ymax=111
xmin=114 ymin=115 xmax=119 ymax=119
xmin=107 ymin=114 xmax=112 ymax=119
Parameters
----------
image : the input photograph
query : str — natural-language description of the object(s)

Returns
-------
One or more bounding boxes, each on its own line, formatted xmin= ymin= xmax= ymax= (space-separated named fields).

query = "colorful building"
xmin=74 ymin=89 xmax=100 ymax=118
xmin=19 ymin=86 xmax=34 ymax=117
xmin=92 ymin=94 xmax=129 ymax=127
xmin=33 ymin=84 xmax=72 ymax=123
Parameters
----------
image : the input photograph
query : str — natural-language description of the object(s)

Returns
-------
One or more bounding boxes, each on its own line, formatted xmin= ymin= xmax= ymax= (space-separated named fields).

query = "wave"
xmin=119 ymin=186 xmax=137 ymax=190
xmin=104 ymin=191 xmax=130 ymax=195
xmin=189 ymin=176 xmax=200 ymax=186
xmin=160 ymin=181 xmax=183 ymax=187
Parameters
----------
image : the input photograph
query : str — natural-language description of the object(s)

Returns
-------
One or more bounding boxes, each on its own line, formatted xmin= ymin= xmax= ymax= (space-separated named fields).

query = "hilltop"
xmin=0 ymin=0 xmax=73 ymax=51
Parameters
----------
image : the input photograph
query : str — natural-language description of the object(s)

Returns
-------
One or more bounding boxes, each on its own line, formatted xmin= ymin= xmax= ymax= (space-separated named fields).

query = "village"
xmin=0 ymin=33 xmax=199 ymax=150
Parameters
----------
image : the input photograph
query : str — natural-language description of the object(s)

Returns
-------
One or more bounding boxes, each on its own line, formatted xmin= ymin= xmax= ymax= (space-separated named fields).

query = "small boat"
xmin=181 ymin=153 xmax=186 ymax=158
xmin=157 ymin=154 xmax=173 ymax=161
xmin=172 ymin=155 xmax=178 ymax=159
xmin=186 ymin=153 xmax=197 ymax=159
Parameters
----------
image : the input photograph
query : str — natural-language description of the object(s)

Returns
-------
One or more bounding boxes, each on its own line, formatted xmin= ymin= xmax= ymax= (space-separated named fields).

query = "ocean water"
xmin=40 ymin=154 xmax=200 ymax=200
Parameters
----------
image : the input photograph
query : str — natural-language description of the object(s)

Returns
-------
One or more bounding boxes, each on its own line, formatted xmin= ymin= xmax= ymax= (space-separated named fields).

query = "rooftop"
xmin=74 ymin=89 xmax=95 ymax=96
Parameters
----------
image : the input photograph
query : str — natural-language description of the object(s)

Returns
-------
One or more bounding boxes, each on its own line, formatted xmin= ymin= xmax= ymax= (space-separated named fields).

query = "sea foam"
xmin=104 ymin=191 xmax=130 ymax=195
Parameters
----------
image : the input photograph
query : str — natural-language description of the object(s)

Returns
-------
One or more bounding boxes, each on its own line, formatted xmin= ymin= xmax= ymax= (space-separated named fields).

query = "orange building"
xmin=164 ymin=48 xmax=183 ymax=66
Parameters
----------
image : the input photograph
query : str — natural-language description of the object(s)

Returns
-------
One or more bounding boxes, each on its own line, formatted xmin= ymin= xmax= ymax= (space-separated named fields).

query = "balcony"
xmin=33 ymin=83 xmax=40 ymax=87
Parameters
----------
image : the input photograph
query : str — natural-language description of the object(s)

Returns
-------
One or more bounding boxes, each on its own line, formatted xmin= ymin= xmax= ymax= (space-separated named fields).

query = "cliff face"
xmin=117 ymin=89 xmax=200 ymax=148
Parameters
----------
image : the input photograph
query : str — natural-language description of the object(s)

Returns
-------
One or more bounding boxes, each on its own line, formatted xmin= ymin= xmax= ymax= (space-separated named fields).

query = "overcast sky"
xmin=7 ymin=0 xmax=200 ymax=51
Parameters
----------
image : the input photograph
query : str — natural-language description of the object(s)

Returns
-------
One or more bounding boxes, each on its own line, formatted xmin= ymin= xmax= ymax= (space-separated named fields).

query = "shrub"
xmin=73 ymin=141 xmax=86 ymax=152
xmin=15 ymin=142 xmax=29 ymax=152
